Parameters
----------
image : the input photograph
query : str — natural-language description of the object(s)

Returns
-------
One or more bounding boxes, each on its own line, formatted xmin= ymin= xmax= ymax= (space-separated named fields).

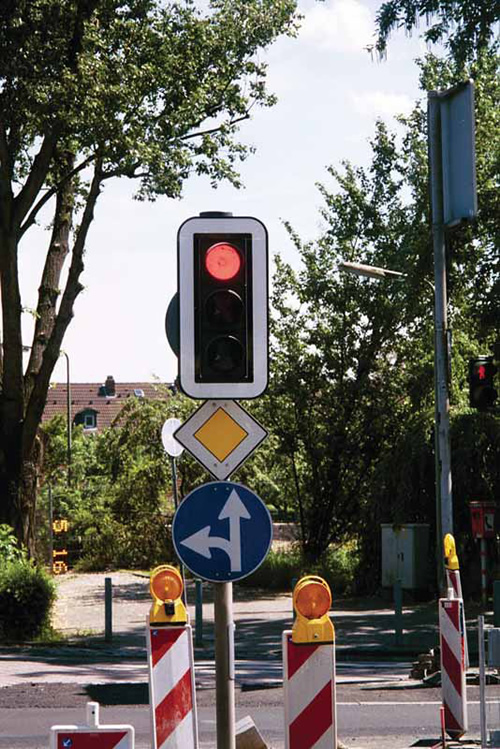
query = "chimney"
xmin=105 ymin=375 xmax=116 ymax=397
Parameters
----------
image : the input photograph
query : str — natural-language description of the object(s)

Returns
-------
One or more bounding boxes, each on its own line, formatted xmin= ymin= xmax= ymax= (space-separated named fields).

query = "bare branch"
xmin=12 ymin=130 xmax=59 ymax=230
xmin=22 ymin=158 xmax=103 ymax=458
xmin=0 ymin=117 xmax=14 ymax=230
xmin=178 ymin=112 xmax=250 ymax=142
xmin=19 ymin=154 xmax=95 ymax=239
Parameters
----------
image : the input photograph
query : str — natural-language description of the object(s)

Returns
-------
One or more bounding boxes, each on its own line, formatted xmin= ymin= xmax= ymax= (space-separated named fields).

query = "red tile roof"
xmin=42 ymin=377 xmax=172 ymax=432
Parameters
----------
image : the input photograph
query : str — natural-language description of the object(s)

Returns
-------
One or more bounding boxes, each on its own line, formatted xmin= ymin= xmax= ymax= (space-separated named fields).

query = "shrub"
xmin=240 ymin=542 xmax=360 ymax=594
xmin=0 ymin=561 xmax=56 ymax=642
xmin=0 ymin=524 xmax=27 ymax=563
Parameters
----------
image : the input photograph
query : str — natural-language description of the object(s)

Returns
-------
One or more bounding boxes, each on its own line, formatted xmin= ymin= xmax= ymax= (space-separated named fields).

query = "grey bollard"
xmin=394 ymin=579 xmax=403 ymax=646
xmin=105 ymin=577 xmax=112 ymax=642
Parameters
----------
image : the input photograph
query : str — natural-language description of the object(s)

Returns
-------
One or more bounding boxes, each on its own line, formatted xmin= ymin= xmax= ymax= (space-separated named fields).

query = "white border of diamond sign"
xmin=174 ymin=400 xmax=268 ymax=480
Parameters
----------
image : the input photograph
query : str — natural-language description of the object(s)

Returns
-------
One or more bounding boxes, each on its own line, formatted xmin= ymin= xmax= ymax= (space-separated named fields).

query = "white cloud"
xmin=299 ymin=0 xmax=374 ymax=53
xmin=351 ymin=90 xmax=415 ymax=118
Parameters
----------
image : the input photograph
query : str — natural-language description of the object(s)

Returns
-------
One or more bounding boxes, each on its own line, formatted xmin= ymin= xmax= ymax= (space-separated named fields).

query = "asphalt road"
xmin=0 ymin=682 xmax=493 ymax=748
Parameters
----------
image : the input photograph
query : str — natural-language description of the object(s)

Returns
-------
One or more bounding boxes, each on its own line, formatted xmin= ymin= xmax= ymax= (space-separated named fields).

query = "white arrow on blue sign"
xmin=172 ymin=481 xmax=272 ymax=582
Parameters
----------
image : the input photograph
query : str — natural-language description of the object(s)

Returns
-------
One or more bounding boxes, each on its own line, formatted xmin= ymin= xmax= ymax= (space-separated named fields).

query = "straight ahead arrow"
xmin=180 ymin=489 xmax=251 ymax=572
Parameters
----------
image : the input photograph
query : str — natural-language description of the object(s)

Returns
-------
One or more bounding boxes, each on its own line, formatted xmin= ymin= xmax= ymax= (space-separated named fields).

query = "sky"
xmin=20 ymin=0 xmax=431 ymax=385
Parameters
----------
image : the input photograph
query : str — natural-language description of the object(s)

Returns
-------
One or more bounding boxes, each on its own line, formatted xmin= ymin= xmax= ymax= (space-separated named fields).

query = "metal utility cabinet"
xmin=381 ymin=523 xmax=430 ymax=591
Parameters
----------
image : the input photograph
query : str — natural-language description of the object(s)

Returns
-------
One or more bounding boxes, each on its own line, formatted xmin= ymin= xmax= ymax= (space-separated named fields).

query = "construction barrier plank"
xmin=283 ymin=631 xmax=337 ymax=749
xmin=50 ymin=703 xmax=134 ymax=749
xmin=439 ymin=596 xmax=468 ymax=739
xmin=147 ymin=621 xmax=198 ymax=749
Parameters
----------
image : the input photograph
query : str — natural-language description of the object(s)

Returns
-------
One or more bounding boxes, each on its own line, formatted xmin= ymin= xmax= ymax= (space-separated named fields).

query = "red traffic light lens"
xmin=205 ymin=243 xmax=241 ymax=281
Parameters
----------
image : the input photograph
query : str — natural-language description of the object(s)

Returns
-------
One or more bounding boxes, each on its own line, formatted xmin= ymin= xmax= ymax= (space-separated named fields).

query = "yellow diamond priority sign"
xmin=174 ymin=400 xmax=268 ymax=480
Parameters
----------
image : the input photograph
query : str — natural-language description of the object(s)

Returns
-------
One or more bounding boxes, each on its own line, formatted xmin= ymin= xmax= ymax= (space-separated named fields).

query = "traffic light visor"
xmin=150 ymin=565 xmax=183 ymax=602
xmin=294 ymin=576 xmax=332 ymax=619
xmin=205 ymin=243 xmax=241 ymax=280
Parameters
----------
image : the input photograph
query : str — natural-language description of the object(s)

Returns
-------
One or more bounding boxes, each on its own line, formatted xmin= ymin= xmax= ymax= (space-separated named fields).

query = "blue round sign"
xmin=172 ymin=481 xmax=272 ymax=582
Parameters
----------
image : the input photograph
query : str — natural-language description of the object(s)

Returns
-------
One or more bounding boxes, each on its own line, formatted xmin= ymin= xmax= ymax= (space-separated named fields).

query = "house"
xmin=42 ymin=375 xmax=172 ymax=433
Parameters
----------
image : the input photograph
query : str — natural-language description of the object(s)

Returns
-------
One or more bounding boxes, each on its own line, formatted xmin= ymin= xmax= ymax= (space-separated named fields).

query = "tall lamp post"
xmin=59 ymin=351 xmax=72 ymax=487
xmin=338 ymin=260 xmax=451 ymax=589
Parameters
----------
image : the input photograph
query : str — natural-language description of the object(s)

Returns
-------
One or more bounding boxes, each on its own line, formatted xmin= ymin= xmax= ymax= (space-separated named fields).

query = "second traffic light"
xmin=468 ymin=356 xmax=498 ymax=410
xmin=178 ymin=213 xmax=268 ymax=399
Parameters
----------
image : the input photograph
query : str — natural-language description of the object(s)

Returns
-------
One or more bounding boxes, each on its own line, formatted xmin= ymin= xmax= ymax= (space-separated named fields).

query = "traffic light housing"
xmin=149 ymin=565 xmax=187 ymax=625
xmin=292 ymin=575 xmax=335 ymax=645
xmin=178 ymin=213 xmax=268 ymax=399
xmin=468 ymin=356 xmax=498 ymax=410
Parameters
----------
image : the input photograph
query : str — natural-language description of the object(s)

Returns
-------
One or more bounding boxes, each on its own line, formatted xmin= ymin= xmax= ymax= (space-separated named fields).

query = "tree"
xmin=0 ymin=0 xmax=298 ymax=553
xmin=266 ymin=44 xmax=499 ymax=572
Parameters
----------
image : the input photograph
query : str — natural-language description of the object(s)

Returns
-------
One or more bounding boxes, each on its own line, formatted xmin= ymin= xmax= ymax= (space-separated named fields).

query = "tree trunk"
xmin=0 ymin=436 xmax=42 ymax=558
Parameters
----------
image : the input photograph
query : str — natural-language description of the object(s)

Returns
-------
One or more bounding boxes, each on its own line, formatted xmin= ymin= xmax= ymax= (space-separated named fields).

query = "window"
xmin=74 ymin=409 xmax=98 ymax=431
xmin=84 ymin=412 xmax=97 ymax=430
xmin=134 ymin=388 xmax=145 ymax=398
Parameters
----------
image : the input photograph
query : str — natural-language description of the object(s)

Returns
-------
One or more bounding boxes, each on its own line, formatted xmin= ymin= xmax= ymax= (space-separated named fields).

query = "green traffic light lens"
xmin=206 ymin=335 xmax=244 ymax=373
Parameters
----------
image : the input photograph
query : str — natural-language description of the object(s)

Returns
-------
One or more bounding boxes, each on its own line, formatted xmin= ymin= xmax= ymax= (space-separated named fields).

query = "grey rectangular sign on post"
xmin=440 ymin=80 xmax=477 ymax=226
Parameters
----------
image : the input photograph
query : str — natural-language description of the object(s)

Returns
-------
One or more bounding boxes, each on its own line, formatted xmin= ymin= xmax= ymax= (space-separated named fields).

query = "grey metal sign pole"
xmin=215 ymin=580 xmax=236 ymax=749
xmin=428 ymin=91 xmax=454 ymax=545
xmin=428 ymin=81 xmax=477 ymax=563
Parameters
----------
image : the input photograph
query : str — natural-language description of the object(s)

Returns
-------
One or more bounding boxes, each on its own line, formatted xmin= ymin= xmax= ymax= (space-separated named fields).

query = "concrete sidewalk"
xmin=48 ymin=571 xmax=486 ymax=659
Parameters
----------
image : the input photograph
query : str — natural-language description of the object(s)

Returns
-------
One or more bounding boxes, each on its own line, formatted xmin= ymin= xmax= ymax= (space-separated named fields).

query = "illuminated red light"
xmin=478 ymin=365 xmax=486 ymax=380
xmin=205 ymin=243 xmax=241 ymax=281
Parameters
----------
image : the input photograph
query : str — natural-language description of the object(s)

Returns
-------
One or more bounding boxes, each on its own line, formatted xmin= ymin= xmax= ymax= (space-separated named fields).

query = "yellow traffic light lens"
xmin=294 ymin=579 xmax=331 ymax=619
xmin=150 ymin=565 xmax=183 ymax=602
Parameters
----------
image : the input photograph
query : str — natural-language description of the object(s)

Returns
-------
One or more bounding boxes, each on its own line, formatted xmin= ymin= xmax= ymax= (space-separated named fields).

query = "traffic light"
xmin=292 ymin=575 xmax=335 ymax=645
xmin=178 ymin=213 xmax=268 ymax=399
xmin=468 ymin=356 xmax=498 ymax=410
xmin=149 ymin=565 xmax=187 ymax=625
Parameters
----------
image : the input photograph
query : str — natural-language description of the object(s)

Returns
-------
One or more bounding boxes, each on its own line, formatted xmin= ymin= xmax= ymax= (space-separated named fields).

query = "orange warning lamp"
xmin=444 ymin=534 xmax=459 ymax=571
xmin=149 ymin=565 xmax=187 ymax=625
xmin=292 ymin=575 xmax=335 ymax=645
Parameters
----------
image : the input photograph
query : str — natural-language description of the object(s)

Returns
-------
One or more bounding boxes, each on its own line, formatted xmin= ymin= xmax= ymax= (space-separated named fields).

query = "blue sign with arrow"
xmin=172 ymin=481 xmax=272 ymax=582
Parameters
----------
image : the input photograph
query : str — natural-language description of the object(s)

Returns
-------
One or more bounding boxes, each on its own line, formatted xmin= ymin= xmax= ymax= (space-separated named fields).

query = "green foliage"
xmin=0 ymin=524 xmax=27 ymax=563
xmin=375 ymin=0 xmax=498 ymax=66
xmin=40 ymin=390 xmax=209 ymax=570
xmin=241 ymin=544 xmax=360 ymax=595
xmin=0 ymin=0 xmax=299 ymax=200
xmin=0 ymin=561 xmax=56 ymax=642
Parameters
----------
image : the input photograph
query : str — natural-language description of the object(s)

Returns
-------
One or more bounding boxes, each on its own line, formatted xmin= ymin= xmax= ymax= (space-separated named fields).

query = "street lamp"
xmin=59 ymin=351 xmax=72 ymax=487
xmin=339 ymin=259 xmax=452 ymax=589
xmin=338 ymin=261 xmax=407 ymax=282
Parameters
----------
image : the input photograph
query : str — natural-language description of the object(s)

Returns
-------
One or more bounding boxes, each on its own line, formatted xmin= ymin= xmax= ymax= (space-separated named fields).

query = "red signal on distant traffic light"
xmin=469 ymin=357 xmax=498 ymax=410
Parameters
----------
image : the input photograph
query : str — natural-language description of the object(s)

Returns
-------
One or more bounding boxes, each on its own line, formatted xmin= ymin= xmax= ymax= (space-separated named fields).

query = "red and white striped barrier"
xmin=445 ymin=567 xmax=469 ymax=668
xmin=283 ymin=631 xmax=337 ymax=749
xmin=147 ymin=622 xmax=198 ymax=749
xmin=50 ymin=701 xmax=134 ymax=748
xmin=439 ymin=595 xmax=468 ymax=739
